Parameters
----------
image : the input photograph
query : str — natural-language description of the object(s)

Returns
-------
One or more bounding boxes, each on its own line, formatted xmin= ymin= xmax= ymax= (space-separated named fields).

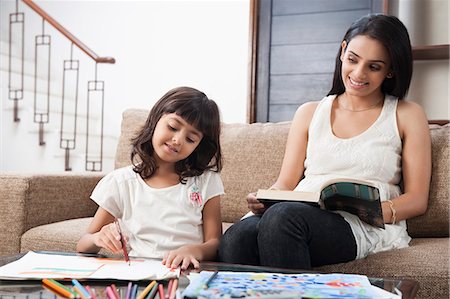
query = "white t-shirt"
xmin=91 ymin=165 xmax=225 ymax=259
xmin=296 ymin=95 xmax=411 ymax=259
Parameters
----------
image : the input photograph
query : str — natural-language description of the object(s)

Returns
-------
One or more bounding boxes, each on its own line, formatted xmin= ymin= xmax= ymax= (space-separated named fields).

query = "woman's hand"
xmin=92 ymin=222 xmax=124 ymax=254
xmin=162 ymin=245 xmax=200 ymax=270
xmin=247 ymin=192 xmax=266 ymax=215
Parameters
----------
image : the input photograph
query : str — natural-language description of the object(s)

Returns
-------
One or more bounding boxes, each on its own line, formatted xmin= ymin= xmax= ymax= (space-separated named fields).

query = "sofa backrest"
xmin=115 ymin=109 xmax=449 ymax=238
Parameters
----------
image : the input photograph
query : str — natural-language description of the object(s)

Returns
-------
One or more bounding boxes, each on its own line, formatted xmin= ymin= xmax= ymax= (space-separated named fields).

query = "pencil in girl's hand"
xmin=115 ymin=219 xmax=130 ymax=265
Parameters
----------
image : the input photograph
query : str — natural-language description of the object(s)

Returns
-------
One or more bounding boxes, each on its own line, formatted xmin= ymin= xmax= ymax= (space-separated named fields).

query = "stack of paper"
xmin=0 ymin=251 xmax=179 ymax=281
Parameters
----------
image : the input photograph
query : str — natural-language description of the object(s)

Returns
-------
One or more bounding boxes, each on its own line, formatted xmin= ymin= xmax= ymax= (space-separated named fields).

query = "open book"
xmin=256 ymin=178 xmax=384 ymax=229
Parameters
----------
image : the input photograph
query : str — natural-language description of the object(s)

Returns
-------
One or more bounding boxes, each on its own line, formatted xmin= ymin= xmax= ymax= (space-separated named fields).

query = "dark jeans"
xmin=218 ymin=202 xmax=357 ymax=269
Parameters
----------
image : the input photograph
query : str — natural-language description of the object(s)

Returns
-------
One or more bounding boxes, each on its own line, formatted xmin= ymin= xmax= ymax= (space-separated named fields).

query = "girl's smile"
xmin=153 ymin=113 xmax=203 ymax=164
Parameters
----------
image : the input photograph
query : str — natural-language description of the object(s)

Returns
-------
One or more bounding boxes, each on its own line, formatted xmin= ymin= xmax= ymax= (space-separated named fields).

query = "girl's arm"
xmin=247 ymin=102 xmax=318 ymax=214
xmin=162 ymin=195 xmax=222 ymax=270
xmin=381 ymin=100 xmax=431 ymax=223
xmin=76 ymin=207 xmax=124 ymax=254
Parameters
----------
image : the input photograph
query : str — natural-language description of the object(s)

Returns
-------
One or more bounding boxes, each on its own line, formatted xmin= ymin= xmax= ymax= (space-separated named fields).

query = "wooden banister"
xmin=22 ymin=0 xmax=115 ymax=64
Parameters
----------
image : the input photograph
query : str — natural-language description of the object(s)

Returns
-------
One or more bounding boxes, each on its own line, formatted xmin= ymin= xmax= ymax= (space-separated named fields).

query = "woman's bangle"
xmin=386 ymin=199 xmax=396 ymax=224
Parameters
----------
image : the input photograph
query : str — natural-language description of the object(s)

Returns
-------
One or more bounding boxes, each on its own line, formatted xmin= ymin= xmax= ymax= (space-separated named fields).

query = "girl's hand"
xmin=92 ymin=222 xmax=124 ymax=253
xmin=162 ymin=245 xmax=200 ymax=270
xmin=247 ymin=192 xmax=266 ymax=215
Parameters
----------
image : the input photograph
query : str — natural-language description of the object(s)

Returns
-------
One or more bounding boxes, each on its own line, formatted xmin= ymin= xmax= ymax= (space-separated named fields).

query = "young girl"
xmin=219 ymin=14 xmax=431 ymax=269
xmin=77 ymin=86 xmax=224 ymax=270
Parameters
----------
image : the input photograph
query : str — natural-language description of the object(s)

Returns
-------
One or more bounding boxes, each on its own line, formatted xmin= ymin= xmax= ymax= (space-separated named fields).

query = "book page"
xmin=256 ymin=189 xmax=320 ymax=203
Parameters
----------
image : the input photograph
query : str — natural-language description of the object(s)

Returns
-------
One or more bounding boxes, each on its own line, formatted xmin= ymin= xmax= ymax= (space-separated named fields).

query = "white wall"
xmin=0 ymin=0 xmax=250 ymax=173
xmin=390 ymin=0 xmax=449 ymax=120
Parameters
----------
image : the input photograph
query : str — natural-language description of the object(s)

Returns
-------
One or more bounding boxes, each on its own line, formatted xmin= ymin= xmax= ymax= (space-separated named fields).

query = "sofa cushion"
xmin=314 ymin=238 xmax=449 ymax=299
xmin=21 ymin=218 xmax=234 ymax=254
xmin=406 ymin=124 xmax=449 ymax=237
xmin=21 ymin=218 xmax=92 ymax=253
xmin=219 ymin=122 xmax=291 ymax=222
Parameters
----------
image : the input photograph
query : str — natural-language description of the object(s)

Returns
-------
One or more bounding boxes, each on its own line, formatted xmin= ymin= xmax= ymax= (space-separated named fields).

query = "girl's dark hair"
xmin=328 ymin=14 xmax=413 ymax=99
xmin=131 ymin=86 xmax=222 ymax=182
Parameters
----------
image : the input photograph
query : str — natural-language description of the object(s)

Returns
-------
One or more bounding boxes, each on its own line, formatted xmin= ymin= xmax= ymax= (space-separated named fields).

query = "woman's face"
xmin=340 ymin=35 xmax=392 ymax=99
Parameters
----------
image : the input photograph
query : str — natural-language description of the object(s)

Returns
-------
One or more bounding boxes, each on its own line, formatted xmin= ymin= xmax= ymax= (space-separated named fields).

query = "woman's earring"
xmin=387 ymin=72 xmax=394 ymax=78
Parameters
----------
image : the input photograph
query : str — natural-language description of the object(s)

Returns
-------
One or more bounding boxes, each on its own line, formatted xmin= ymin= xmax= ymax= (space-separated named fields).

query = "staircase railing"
xmin=8 ymin=0 xmax=115 ymax=171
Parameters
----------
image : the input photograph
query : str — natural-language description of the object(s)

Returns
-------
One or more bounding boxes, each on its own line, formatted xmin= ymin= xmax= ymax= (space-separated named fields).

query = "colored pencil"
xmin=165 ymin=280 xmax=173 ymax=299
xmin=145 ymin=283 xmax=159 ymax=299
xmin=115 ymin=219 xmax=130 ymax=265
xmin=137 ymin=281 xmax=156 ymax=299
xmin=72 ymin=279 xmax=91 ymax=299
xmin=158 ymin=283 xmax=165 ymax=299
xmin=74 ymin=286 xmax=90 ymax=299
xmin=168 ymin=279 xmax=178 ymax=299
xmin=106 ymin=286 xmax=118 ymax=299
xmin=130 ymin=283 xmax=138 ymax=299
xmin=42 ymin=278 xmax=75 ymax=298
xmin=85 ymin=286 xmax=97 ymax=299
xmin=125 ymin=282 xmax=133 ymax=299
xmin=203 ymin=271 xmax=218 ymax=289
xmin=111 ymin=284 xmax=121 ymax=299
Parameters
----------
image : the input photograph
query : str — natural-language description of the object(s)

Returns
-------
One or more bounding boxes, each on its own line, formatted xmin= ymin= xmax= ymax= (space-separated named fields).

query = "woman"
xmin=218 ymin=14 xmax=431 ymax=269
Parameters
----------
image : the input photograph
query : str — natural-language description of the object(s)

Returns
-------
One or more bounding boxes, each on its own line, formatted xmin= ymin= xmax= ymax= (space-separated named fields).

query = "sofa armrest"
xmin=0 ymin=172 xmax=103 ymax=255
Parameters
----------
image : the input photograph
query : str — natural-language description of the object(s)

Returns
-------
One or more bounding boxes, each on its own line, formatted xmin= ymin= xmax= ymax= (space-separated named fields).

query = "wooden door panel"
xmin=272 ymin=0 xmax=371 ymax=15
xmin=272 ymin=10 xmax=370 ymax=45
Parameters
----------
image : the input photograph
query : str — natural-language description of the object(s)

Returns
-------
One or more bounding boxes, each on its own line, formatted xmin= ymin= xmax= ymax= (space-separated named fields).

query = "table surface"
xmin=0 ymin=252 xmax=419 ymax=299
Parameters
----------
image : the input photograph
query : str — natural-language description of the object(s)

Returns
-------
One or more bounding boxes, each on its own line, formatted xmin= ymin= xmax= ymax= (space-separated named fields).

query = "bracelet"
xmin=387 ymin=199 xmax=396 ymax=224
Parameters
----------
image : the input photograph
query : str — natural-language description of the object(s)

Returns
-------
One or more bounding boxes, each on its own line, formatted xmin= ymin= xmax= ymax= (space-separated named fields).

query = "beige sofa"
xmin=0 ymin=109 xmax=448 ymax=299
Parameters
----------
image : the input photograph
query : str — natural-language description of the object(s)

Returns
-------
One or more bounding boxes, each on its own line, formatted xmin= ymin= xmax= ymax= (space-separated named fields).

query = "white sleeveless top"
xmin=295 ymin=95 xmax=411 ymax=259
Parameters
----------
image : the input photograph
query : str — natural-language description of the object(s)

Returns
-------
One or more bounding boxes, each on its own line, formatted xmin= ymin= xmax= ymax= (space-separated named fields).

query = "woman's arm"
xmin=162 ymin=195 xmax=222 ymax=270
xmin=76 ymin=207 xmax=123 ymax=254
xmin=382 ymin=100 xmax=431 ymax=223
xmin=247 ymin=102 xmax=319 ymax=214
xmin=271 ymin=101 xmax=319 ymax=190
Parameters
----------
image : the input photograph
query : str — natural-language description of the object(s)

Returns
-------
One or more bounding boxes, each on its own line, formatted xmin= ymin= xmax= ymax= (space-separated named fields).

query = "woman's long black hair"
xmin=328 ymin=14 xmax=413 ymax=100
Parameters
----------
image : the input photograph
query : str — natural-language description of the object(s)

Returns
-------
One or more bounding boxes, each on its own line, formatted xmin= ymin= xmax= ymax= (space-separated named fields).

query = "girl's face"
xmin=152 ymin=113 xmax=203 ymax=164
xmin=340 ymin=35 xmax=392 ymax=99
